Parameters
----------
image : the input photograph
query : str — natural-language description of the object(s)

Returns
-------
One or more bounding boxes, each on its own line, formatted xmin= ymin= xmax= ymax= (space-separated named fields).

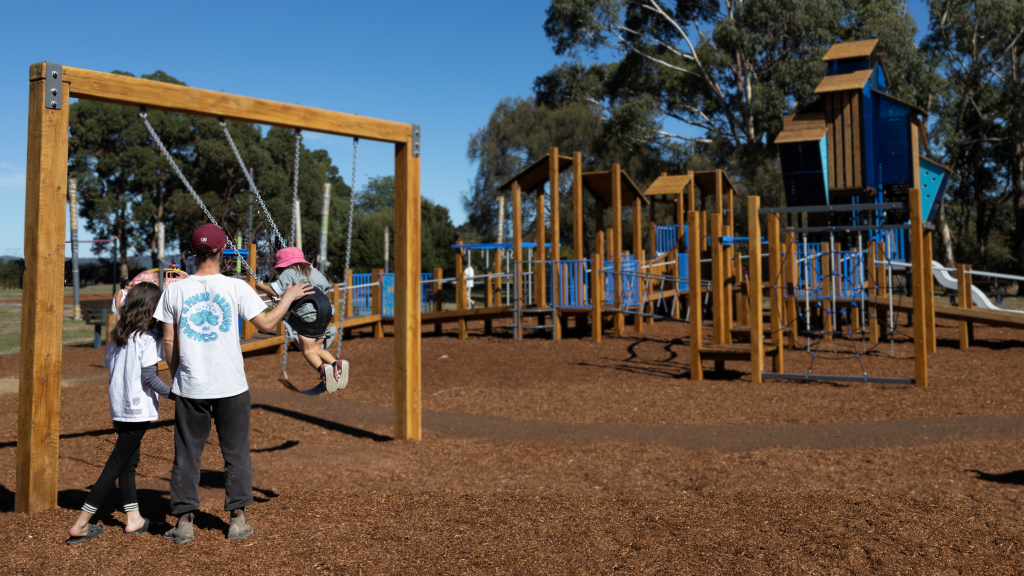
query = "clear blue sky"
xmin=0 ymin=0 xmax=930 ymax=259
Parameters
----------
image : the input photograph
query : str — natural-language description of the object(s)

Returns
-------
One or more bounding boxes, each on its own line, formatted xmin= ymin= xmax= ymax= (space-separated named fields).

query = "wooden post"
xmin=715 ymin=169 xmax=723 ymax=217
xmin=956 ymin=264 xmax=969 ymax=350
xmin=768 ymin=215 xmax=783 ymax=372
xmin=876 ymin=241 xmax=888 ymax=341
xmin=393 ymin=136 xmax=421 ymax=440
xmin=649 ymin=222 xmax=657 ymax=262
xmin=612 ymin=164 xmax=624 ymax=336
xmin=371 ymin=269 xmax=384 ymax=338
xmin=455 ymin=243 xmax=467 ymax=340
xmin=923 ymin=229 xmax=936 ymax=352
xmin=591 ymin=252 xmax=603 ymax=342
xmin=748 ymin=196 xmax=764 ymax=384
xmin=867 ymin=242 xmax=878 ymax=344
xmin=710 ymin=214 xmax=725 ymax=346
xmin=572 ymin=152 xmax=583 ymax=260
xmin=727 ymin=188 xmax=735 ymax=235
xmin=909 ymin=188 xmax=929 ymax=388
xmin=822 ymin=241 xmax=833 ymax=341
xmin=433 ymin=267 xmax=443 ymax=335
xmin=16 ymin=67 xmax=70 ymax=514
xmin=346 ymin=269 xmax=355 ymax=319
xmin=512 ymin=182 xmax=523 ymax=340
xmin=689 ymin=210 xmax=703 ymax=381
xmin=549 ymin=148 xmax=560 ymax=340
xmin=243 ymin=244 xmax=258 ymax=340
xmin=785 ymin=232 xmax=798 ymax=349
xmin=484 ymin=270 xmax=494 ymax=335
xmin=536 ymin=177 xmax=547 ymax=308
xmin=722 ymin=224 xmax=734 ymax=342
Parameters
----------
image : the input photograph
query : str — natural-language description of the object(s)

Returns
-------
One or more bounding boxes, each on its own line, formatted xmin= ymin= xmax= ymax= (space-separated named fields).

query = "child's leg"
xmin=298 ymin=335 xmax=336 ymax=370
xmin=69 ymin=422 xmax=147 ymax=537
xmin=116 ymin=422 xmax=148 ymax=531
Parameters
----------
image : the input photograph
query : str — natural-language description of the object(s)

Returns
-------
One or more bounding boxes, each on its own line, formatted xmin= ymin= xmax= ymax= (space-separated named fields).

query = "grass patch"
xmin=0 ymin=284 xmax=115 ymax=301
xmin=0 ymin=306 xmax=98 ymax=356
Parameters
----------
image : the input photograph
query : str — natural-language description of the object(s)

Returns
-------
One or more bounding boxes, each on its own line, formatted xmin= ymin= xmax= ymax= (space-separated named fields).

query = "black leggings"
xmin=82 ymin=421 xmax=149 ymax=515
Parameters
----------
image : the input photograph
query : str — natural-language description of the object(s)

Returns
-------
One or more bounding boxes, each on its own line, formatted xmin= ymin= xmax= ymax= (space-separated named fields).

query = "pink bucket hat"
xmin=274 ymin=247 xmax=311 ymax=269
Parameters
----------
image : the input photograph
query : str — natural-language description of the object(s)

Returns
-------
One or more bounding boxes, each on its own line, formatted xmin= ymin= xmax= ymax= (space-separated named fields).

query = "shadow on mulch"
xmin=251 ymin=404 xmax=391 ymax=442
xmin=968 ymin=469 xmax=1024 ymax=485
xmin=0 ymin=420 xmax=175 ymax=450
xmin=937 ymin=338 xmax=1024 ymax=351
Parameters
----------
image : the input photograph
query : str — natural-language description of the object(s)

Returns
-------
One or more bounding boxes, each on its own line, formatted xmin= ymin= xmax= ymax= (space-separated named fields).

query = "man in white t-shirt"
xmin=157 ymin=224 xmax=313 ymax=545
xmin=464 ymin=263 xmax=476 ymax=308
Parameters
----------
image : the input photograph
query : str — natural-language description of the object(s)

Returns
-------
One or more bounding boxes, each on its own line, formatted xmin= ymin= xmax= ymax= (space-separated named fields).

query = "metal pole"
xmin=68 ymin=178 xmax=82 ymax=320
xmin=829 ymin=231 xmax=838 ymax=352
xmin=320 ymin=183 xmax=331 ymax=273
xmin=802 ymin=233 xmax=811 ymax=353
xmin=156 ymin=221 xmax=165 ymax=290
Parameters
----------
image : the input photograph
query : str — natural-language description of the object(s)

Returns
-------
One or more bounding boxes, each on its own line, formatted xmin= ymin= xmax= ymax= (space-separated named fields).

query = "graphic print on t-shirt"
xmin=179 ymin=291 xmax=234 ymax=343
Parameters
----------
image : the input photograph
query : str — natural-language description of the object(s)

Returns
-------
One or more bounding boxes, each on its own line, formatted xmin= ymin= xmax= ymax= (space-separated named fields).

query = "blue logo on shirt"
xmin=180 ymin=292 xmax=234 ymax=343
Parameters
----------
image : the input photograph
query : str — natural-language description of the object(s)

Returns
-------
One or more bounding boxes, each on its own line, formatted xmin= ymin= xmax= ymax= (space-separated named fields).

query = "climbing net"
xmin=759 ymin=203 xmax=918 ymax=385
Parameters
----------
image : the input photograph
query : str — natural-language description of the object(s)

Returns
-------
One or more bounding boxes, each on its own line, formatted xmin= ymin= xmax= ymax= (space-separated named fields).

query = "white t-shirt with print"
xmin=154 ymin=274 xmax=268 ymax=399
xmin=104 ymin=329 xmax=164 ymax=422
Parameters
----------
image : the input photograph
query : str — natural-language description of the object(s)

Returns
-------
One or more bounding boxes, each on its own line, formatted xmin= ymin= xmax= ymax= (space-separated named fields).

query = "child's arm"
xmin=141 ymin=364 xmax=171 ymax=398
xmin=162 ymin=322 xmax=179 ymax=378
xmin=254 ymin=281 xmax=280 ymax=298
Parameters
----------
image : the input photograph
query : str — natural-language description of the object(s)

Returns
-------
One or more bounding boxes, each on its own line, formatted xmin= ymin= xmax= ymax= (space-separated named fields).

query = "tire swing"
xmin=218 ymin=121 xmax=357 ymax=395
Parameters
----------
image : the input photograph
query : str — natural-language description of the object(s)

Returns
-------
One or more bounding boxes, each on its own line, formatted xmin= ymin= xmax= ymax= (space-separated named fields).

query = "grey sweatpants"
xmin=169 ymin=391 xmax=253 ymax=516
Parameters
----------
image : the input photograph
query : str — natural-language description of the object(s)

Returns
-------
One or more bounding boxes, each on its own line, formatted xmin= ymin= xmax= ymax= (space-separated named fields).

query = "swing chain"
xmin=336 ymin=137 xmax=359 ymax=358
xmin=291 ymin=129 xmax=302 ymax=247
xmin=217 ymin=119 xmax=286 ymax=249
xmin=140 ymin=109 xmax=258 ymax=280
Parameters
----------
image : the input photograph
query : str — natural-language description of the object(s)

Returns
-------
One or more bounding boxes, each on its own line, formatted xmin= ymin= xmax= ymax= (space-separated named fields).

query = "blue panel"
xmin=873 ymin=116 xmax=911 ymax=186
xmin=919 ymin=157 xmax=951 ymax=223
xmin=819 ymin=136 xmax=829 ymax=201
xmin=655 ymin=225 xmax=688 ymax=254
xmin=870 ymin=62 xmax=887 ymax=91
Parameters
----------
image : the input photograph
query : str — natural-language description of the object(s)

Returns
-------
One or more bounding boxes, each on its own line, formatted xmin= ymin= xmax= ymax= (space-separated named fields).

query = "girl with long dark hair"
xmin=67 ymin=282 xmax=171 ymax=544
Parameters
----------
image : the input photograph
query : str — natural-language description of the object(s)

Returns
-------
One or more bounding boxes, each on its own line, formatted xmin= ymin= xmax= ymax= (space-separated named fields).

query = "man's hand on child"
xmin=282 ymin=283 xmax=315 ymax=302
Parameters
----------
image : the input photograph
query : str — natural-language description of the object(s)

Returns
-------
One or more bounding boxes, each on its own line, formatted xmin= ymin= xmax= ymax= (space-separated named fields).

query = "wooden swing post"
xmin=18 ymin=63 xmax=423 ymax=513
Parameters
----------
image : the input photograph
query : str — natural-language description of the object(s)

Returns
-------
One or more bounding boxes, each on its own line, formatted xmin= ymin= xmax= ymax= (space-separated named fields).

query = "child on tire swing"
xmin=67 ymin=282 xmax=170 ymax=544
xmin=256 ymin=247 xmax=348 ymax=392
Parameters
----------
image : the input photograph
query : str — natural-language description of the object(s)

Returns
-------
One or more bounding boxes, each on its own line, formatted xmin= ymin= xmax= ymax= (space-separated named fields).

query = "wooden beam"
xmin=591 ymin=251 xmax=603 ymax=342
xmin=909 ymin=188 xmax=929 ymax=388
xmin=50 ymin=66 xmax=413 ymax=144
xmin=923 ymin=230 xmax=936 ymax=352
xmin=748 ymin=196 xmax=764 ymax=384
xmin=572 ymin=152 xmax=583 ymax=260
xmin=512 ymin=182 xmax=523 ymax=340
xmin=612 ymin=164 xmax=624 ymax=336
xmin=16 ymin=71 xmax=70 ymax=514
xmin=711 ymin=215 xmax=725 ymax=345
xmin=371 ymin=269 xmax=384 ymax=338
xmin=956 ymin=264 xmax=969 ymax=350
xmin=689 ymin=210 xmax=703 ymax=381
xmin=393 ymin=137 xmax=421 ymax=440
xmin=455 ymin=243 xmax=467 ymax=340
xmin=768 ymin=215 xmax=783 ymax=372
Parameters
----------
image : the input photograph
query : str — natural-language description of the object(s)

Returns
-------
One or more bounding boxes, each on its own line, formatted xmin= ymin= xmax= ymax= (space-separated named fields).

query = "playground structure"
xmin=19 ymin=39 xmax=1024 ymax=517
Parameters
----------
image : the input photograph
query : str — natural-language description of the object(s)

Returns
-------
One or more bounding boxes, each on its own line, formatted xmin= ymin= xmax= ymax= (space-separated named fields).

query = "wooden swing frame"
xmin=17 ymin=63 xmax=423 ymax=514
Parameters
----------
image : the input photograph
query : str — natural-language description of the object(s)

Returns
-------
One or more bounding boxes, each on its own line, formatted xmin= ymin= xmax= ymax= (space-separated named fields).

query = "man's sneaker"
xmin=326 ymin=360 xmax=349 ymax=393
xmin=227 ymin=509 xmax=253 ymax=540
xmin=163 ymin=512 xmax=194 ymax=545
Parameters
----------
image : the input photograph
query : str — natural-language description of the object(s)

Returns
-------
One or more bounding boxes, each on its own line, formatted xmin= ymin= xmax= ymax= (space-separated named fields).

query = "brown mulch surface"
xmin=1 ymin=315 xmax=1024 ymax=573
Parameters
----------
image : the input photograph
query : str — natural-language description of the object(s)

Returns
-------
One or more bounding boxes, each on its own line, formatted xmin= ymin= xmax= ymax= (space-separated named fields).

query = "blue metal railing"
xmin=655 ymin=225 xmax=687 ymax=254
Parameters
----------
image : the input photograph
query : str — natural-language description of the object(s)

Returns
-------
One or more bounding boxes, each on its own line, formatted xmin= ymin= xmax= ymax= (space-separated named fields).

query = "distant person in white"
xmin=464 ymin=263 xmax=475 ymax=308
xmin=156 ymin=224 xmax=312 ymax=545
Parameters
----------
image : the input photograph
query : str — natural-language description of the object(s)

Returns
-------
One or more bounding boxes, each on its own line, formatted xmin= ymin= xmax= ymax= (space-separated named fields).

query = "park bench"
xmin=81 ymin=308 xmax=112 ymax=348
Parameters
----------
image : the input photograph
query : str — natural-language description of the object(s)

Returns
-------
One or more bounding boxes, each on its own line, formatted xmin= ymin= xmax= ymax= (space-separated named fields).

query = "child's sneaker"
xmin=326 ymin=360 xmax=349 ymax=393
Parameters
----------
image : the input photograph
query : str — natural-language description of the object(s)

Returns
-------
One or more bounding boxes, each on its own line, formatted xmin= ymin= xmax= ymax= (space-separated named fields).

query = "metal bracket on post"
xmin=411 ymin=124 xmax=420 ymax=158
xmin=45 ymin=62 xmax=62 ymax=110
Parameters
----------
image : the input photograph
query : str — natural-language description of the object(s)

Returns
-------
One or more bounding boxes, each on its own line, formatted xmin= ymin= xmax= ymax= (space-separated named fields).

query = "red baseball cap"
xmin=191 ymin=223 xmax=227 ymax=253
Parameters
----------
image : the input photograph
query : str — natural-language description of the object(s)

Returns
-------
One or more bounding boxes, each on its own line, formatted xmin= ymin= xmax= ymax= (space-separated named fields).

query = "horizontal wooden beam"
xmin=32 ymin=64 xmax=413 ymax=144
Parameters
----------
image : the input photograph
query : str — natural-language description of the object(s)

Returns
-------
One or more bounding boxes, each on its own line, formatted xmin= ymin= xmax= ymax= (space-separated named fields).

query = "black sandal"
xmin=125 ymin=518 xmax=161 ymax=535
xmin=66 ymin=523 xmax=104 ymax=545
